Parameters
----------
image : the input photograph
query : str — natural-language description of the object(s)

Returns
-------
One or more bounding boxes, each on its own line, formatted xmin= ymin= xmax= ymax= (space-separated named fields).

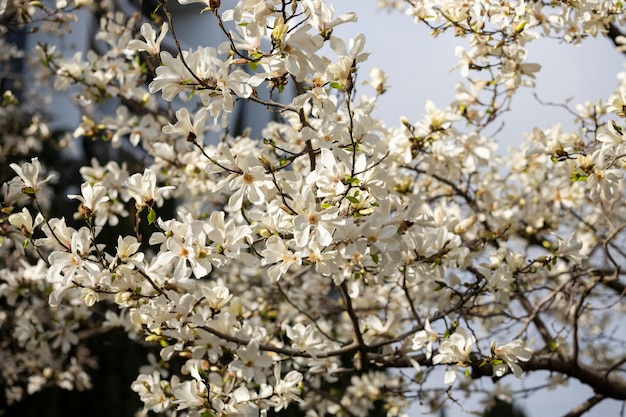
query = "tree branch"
xmin=339 ymin=281 xmax=369 ymax=371
xmin=607 ymin=23 xmax=626 ymax=50
xmin=379 ymin=353 xmax=626 ymax=402
xmin=562 ymin=394 xmax=605 ymax=417
xmin=199 ymin=324 xmax=359 ymax=359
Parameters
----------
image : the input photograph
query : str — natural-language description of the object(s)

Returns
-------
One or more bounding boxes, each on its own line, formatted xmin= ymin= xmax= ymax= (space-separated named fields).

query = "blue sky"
xmin=332 ymin=2 xmax=625 ymax=151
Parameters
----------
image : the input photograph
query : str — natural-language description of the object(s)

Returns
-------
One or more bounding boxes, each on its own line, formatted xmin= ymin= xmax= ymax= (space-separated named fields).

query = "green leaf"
xmin=147 ymin=207 xmax=157 ymax=225
xmin=330 ymin=82 xmax=343 ymax=89
xmin=371 ymin=253 xmax=379 ymax=264
xmin=22 ymin=239 xmax=29 ymax=249
xmin=346 ymin=196 xmax=359 ymax=204
xmin=22 ymin=187 xmax=36 ymax=195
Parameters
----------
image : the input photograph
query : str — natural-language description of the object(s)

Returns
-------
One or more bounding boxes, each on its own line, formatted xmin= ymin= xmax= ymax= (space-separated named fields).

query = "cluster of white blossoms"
xmin=3 ymin=0 xmax=626 ymax=416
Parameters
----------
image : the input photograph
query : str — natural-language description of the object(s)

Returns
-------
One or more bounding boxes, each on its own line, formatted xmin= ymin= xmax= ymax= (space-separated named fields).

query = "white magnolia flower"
xmin=302 ymin=0 xmax=357 ymax=38
xmin=292 ymin=185 xmax=340 ymax=248
xmin=271 ymin=364 xmax=303 ymax=411
xmin=411 ymin=319 xmax=438 ymax=359
xmin=607 ymin=86 xmax=626 ymax=117
xmin=229 ymin=340 xmax=273 ymax=384
xmin=362 ymin=67 xmax=388 ymax=94
xmin=492 ymin=340 xmax=532 ymax=378
xmin=68 ymin=182 xmax=110 ymax=217
xmin=588 ymin=167 xmax=623 ymax=202
xmin=115 ymin=235 xmax=143 ymax=263
xmin=8 ymin=207 xmax=43 ymax=237
xmin=47 ymin=227 xmax=100 ymax=287
xmin=124 ymin=169 xmax=175 ymax=208
xmin=207 ymin=211 xmax=254 ymax=263
xmin=201 ymin=285 xmax=233 ymax=311
xmin=9 ymin=158 xmax=56 ymax=193
xmin=127 ymin=22 xmax=169 ymax=56
xmin=432 ymin=328 xmax=475 ymax=385
xmin=596 ymin=121 xmax=625 ymax=146
xmin=149 ymin=51 xmax=194 ymax=101
xmin=285 ymin=323 xmax=326 ymax=355
xmin=36 ymin=217 xmax=75 ymax=250
xmin=131 ymin=371 xmax=170 ymax=413
xmin=555 ymin=232 xmax=586 ymax=264
xmin=162 ymin=107 xmax=208 ymax=142
xmin=171 ymin=377 xmax=205 ymax=410
xmin=226 ymin=155 xmax=274 ymax=211
xmin=261 ymin=236 xmax=302 ymax=282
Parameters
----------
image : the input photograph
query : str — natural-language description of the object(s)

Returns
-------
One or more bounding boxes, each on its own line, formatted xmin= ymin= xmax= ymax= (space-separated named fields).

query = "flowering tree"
xmin=2 ymin=0 xmax=626 ymax=416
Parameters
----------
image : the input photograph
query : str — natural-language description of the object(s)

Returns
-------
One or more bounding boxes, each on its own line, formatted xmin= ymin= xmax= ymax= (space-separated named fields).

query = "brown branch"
xmin=199 ymin=324 xmax=359 ymax=359
xmin=304 ymin=139 xmax=316 ymax=171
xmin=375 ymin=349 xmax=626 ymax=403
xmin=607 ymin=23 xmax=626 ymax=50
xmin=515 ymin=357 xmax=626 ymax=401
xmin=400 ymin=266 xmax=422 ymax=326
xmin=135 ymin=267 xmax=167 ymax=297
xmin=513 ymin=276 xmax=571 ymax=340
xmin=514 ymin=290 xmax=568 ymax=360
xmin=275 ymin=280 xmax=341 ymax=344
xmin=592 ymin=268 xmax=626 ymax=296
xmin=562 ymin=394 xmax=605 ymax=417
xmin=570 ymin=280 xmax=596 ymax=364
xmin=339 ymin=281 xmax=369 ymax=371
